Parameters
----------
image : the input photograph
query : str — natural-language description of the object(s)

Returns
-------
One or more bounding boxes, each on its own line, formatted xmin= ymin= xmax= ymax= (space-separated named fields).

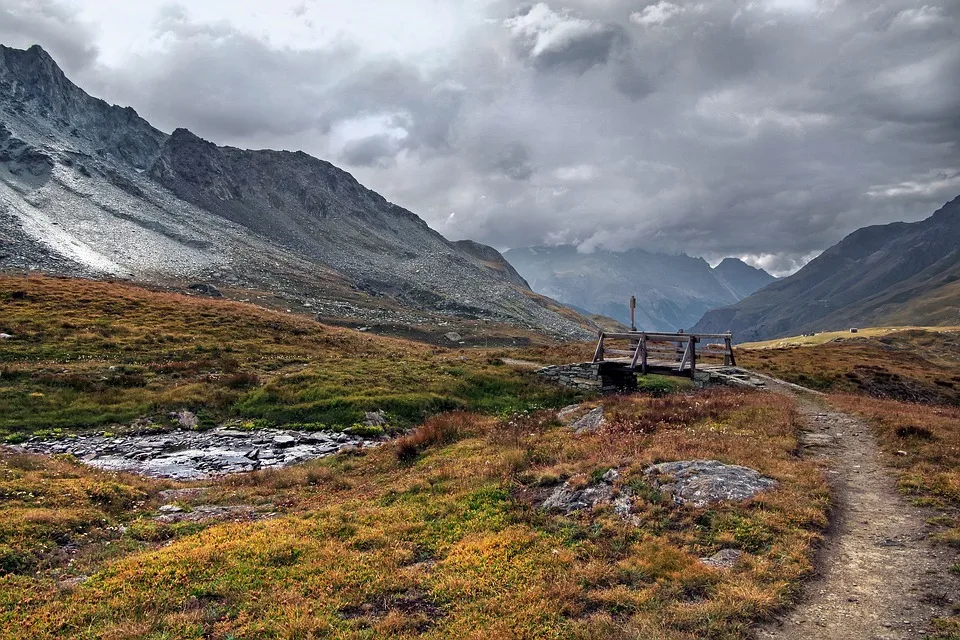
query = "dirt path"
xmin=756 ymin=389 xmax=958 ymax=639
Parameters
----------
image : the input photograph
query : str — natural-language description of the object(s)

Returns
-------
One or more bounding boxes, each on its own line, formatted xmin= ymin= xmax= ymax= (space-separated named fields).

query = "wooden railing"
xmin=592 ymin=331 xmax=736 ymax=377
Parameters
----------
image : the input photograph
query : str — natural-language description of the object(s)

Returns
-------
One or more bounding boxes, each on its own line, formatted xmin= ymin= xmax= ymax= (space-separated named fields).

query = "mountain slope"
xmin=0 ymin=44 xmax=589 ymax=339
xmin=712 ymin=258 xmax=777 ymax=300
xmin=503 ymin=245 xmax=774 ymax=331
xmin=692 ymin=196 xmax=960 ymax=341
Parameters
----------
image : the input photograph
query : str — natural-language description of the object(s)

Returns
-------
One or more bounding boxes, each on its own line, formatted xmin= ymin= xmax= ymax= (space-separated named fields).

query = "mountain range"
xmin=692 ymin=195 xmax=960 ymax=342
xmin=503 ymin=246 xmax=776 ymax=331
xmin=0 ymin=44 xmax=592 ymax=340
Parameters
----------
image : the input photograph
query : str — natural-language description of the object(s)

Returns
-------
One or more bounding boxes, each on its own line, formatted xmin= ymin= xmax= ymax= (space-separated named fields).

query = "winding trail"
xmin=756 ymin=389 xmax=959 ymax=639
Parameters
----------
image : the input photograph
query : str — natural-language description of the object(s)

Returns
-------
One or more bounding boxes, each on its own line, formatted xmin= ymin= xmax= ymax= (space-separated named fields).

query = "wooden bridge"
xmin=592 ymin=331 xmax=737 ymax=379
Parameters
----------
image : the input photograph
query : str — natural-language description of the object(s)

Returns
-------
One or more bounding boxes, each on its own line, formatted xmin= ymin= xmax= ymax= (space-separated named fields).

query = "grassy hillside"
xmin=0 ymin=275 xmax=832 ymax=639
xmin=0 ymin=275 xmax=577 ymax=439
xmin=739 ymin=328 xmax=960 ymax=404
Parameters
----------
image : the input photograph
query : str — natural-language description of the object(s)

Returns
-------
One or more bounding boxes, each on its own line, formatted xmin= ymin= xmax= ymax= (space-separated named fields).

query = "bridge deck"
xmin=592 ymin=331 xmax=736 ymax=378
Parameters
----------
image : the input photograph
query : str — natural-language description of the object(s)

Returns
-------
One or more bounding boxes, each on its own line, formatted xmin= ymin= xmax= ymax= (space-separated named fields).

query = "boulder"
xmin=543 ymin=469 xmax=619 ymax=514
xmin=171 ymin=410 xmax=198 ymax=430
xmin=444 ymin=332 xmax=463 ymax=343
xmin=644 ymin=460 xmax=777 ymax=508
xmin=188 ymin=283 xmax=222 ymax=298
xmin=571 ymin=406 xmax=606 ymax=433
xmin=364 ymin=410 xmax=388 ymax=427
xmin=273 ymin=435 xmax=297 ymax=448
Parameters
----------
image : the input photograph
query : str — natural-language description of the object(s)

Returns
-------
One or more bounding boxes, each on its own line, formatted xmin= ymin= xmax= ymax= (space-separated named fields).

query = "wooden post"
xmin=592 ymin=332 xmax=606 ymax=363
xmin=678 ymin=340 xmax=691 ymax=372
xmin=630 ymin=296 xmax=637 ymax=331
xmin=641 ymin=333 xmax=648 ymax=375
xmin=690 ymin=336 xmax=697 ymax=379
xmin=724 ymin=335 xmax=736 ymax=367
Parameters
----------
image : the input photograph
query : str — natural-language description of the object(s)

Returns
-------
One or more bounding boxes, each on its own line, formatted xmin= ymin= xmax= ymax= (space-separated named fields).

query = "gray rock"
xmin=157 ymin=504 xmax=184 ymax=514
xmin=543 ymin=468 xmax=620 ymax=514
xmin=364 ymin=410 xmax=388 ymax=427
xmin=557 ymin=404 xmax=583 ymax=424
xmin=644 ymin=460 xmax=777 ymax=508
xmin=571 ymin=406 xmax=606 ymax=433
xmin=172 ymin=410 xmax=198 ymax=430
xmin=188 ymin=283 xmax=222 ymax=298
xmin=700 ymin=549 xmax=744 ymax=569
xmin=0 ymin=333 xmax=12 ymax=340
xmin=244 ymin=448 xmax=259 ymax=460
xmin=273 ymin=435 xmax=297 ymax=448
xmin=444 ymin=332 xmax=463 ymax=342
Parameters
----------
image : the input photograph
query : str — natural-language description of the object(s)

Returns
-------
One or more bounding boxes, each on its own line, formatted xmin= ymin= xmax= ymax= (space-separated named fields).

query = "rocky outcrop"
xmin=644 ymin=460 xmax=777 ymax=507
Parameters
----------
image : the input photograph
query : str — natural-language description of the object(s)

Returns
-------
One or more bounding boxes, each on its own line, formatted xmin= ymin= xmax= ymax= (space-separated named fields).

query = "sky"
xmin=2 ymin=0 xmax=959 ymax=275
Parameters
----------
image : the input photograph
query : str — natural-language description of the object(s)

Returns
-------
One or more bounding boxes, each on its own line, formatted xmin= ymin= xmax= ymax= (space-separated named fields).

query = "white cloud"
xmin=630 ymin=1 xmax=684 ymax=27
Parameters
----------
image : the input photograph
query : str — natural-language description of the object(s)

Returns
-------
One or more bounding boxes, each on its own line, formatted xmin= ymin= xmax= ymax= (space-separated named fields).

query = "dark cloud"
xmin=505 ymin=3 xmax=626 ymax=73
xmin=5 ymin=0 xmax=960 ymax=275
xmin=0 ymin=0 xmax=98 ymax=72
xmin=339 ymin=134 xmax=400 ymax=167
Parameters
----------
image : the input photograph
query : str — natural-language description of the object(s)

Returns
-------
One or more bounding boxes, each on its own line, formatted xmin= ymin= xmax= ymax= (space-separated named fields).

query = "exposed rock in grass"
xmin=364 ymin=410 xmax=388 ymax=427
xmin=153 ymin=504 xmax=276 ymax=524
xmin=645 ymin=460 xmax=777 ymax=508
xmin=700 ymin=549 xmax=744 ymax=569
xmin=571 ymin=406 xmax=606 ymax=433
xmin=187 ymin=283 xmax=222 ymax=298
xmin=543 ymin=468 xmax=619 ymax=514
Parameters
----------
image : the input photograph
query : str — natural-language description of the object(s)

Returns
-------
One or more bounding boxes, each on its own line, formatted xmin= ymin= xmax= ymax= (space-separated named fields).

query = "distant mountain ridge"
xmin=0 ymin=44 xmax=590 ymax=339
xmin=691 ymin=196 xmax=960 ymax=342
xmin=503 ymin=245 xmax=775 ymax=331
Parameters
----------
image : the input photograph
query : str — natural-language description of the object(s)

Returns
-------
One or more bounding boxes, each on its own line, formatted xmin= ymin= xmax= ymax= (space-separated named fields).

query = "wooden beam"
xmin=592 ymin=333 xmax=605 ymax=363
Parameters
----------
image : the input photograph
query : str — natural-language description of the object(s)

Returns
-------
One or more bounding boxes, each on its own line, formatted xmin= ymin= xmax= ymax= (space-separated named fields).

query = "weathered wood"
xmin=593 ymin=334 xmax=605 ymax=363
xmin=591 ymin=331 xmax=731 ymax=379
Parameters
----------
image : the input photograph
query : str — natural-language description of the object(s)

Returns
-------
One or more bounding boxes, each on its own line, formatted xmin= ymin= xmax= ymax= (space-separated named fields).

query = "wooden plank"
xmin=690 ymin=337 xmax=697 ymax=378
xmin=726 ymin=336 xmax=737 ymax=367
xmin=606 ymin=348 xmax=639 ymax=357
xmin=641 ymin=334 xmax=648 ymax=374
xmin=592 ymin=333 xmax=605 ymax=363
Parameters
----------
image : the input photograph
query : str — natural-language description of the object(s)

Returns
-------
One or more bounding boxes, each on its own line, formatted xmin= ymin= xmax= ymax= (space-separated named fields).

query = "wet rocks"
xmin=16 ymin=427 xmax=375 ymax=480
xmin=645 ymin=460 xmax=777 ymax=508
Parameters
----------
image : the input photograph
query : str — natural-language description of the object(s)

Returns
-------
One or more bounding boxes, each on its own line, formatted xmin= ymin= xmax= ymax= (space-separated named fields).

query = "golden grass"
xmin=740 ymin=326 xmax=960 ymax=350
xmin=0 ymin=275 xmax=580 ymax=436
xmin=1 ymin=389 xmax=828 ymax=639
xmin=739 ymin=329 xmax=960 ymax=404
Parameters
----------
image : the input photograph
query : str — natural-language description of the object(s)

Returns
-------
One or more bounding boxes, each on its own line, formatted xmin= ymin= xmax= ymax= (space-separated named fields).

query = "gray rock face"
xmin=571 ymin=406 xmax=606 ymax=433
xmin=644 ymin=460 xmax=777 ymax=508
xmin=16 ymin=427 xmax=375 ymax=480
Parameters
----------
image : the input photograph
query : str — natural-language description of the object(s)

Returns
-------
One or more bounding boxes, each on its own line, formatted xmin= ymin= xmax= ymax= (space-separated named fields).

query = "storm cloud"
xmin=5 ymin=0 xmax=960 ymax=275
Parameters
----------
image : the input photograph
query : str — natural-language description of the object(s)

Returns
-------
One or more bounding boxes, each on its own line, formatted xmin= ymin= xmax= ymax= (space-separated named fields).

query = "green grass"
xmin=1 ymin=391 xmax=828 ymax=639
xmin=0 ymin=276 xmax=580 ymax=437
